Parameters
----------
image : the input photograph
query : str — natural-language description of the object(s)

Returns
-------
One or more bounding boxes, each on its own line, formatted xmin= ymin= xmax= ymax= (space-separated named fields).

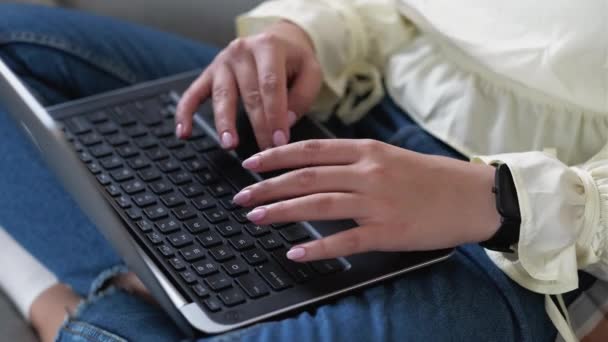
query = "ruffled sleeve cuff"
xmin=472 ymin=151 xmax=608 ymax=294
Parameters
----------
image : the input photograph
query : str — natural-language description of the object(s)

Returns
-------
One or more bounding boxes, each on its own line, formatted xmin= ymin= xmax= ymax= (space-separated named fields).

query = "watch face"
xmin=496 ymin=164 xmax=520 ymax=218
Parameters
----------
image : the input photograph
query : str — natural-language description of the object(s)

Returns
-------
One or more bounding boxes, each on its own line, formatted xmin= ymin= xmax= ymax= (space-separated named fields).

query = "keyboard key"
xmin=112 ymin=109 xmax=137 ymax=126
xmin=147 ymin=232 xmax=163 ymax=245
xmin=67 ymin=116 xmax=93 ymax=135
xmin=86 ymin=111 xmax=108 ymax=124
xmin=223 ymin=259 xmax=248 ymax=276
xmin=259 ymin=233 xmax=284 ymax=251
xmin=205 ymin=273 xmax=232 ymax=291
xmin=185 ymin=218 xmax=208 ymax=234
xmin=173 ymin=205 xmax=197 ymax=220
xmin=151 ymin=124 xmax=174 ymax=137
xmin=271 ymin=222 xmax=292 ymax=229
xmin=242 ymin=248 xmax=268 ymax=266
xmin=156 ymin=218 xmax=180 ymax=233
xmin=209 ymin=246 xmax=234 ymax=262
xmin=180 ymin=244 xmax=205 ymax=262
xmin=161 ymin=137 xmax=185 ymax=149
xmin=96 ymin=173 xmax=112 ymax=185
xmin=279 ymin=225 xmax=311 ymax=243
xmin=144 ymin=205 xmax=169 ymax=220
xmin=115 ymin=196 xmax=131 ymax=209
xmin=100 ymin=155 xmax=122 ymax=170
xmin=192 ymin=195 xmax=215 ymax=210
xmin=110 ymin=168 xmax=134 ymax=182
xmin=89 ymin=143 xmax=113 ymax=158
xmin=158 ymin=158 xmax=180 ymax=173
xmin=173 ymin=147 xmax=195 ymax=161
xmin=237 ymin=273 xmax=269 ymax=299
xmin=228 ymin=236 xmax=255 ymax=251
xmin=97 ymin=121 xmax=119 ymax=135
xmin=80 ymin=132 xmax=102 ymax=146
xmin=193 ymin=260 xmax=219 ymax=276
xmin=146 ymin=147 xmax=169 ymax=161
xmin=208 ymin=182 xmax=232 ymax=198
xmin=192 ymin=284 xmax=210 ymax=298
xmin=160 ymin=192 xmax=185 ymax=208
xmin=232 ymin=209 xmax=249 ymax=223
xmin=197 ymin=232 xmax=222 ymax=248
xmin=87 ymin=162 xmax=102 ymax=174
xmin=218 ymin=287 xmax=245 ymax=307
xmin=121 ymin=179 xmax=145 ymax=195
xmin=184 ymin=158 xmax=206 ymax=172
xmin=116 ymin=144 xmax=139 ymax=158
xmin=311 ymin=259 xmax=344 ymax=275
xmin=105 ymin=184 xmax=121 ymax=197
xmin=168 ymin=170 xmax=192 ymax=185
xmin=204 ymin=209 xmax=228 ymax=223
xmin=271 ymin=250 xmax=313 ymax=283
xmin=168 ymin=257 xmax=186 ymax=271
xmin=180 ymin=270 xmax=198 ymax=284
xmin=220 ymin=199 xmax=239 ymax=211
xmin=180 ymin=183 xmax=205 ymax=198
xmin=106 ymin=133 xmax=129 ymax=146
xmin=134 ymin=135 xmax=158 ymax=150
xmin=139 ymin=168 xmax=161 ymax=182
xmin=244 ymin=224 xmax=270 ymax=237
xmin=127 ymin=156 xmax=150 ymax=170
xmin=78 ymin=151 xmax=93 ymax=163
xmin=256 ymin=263 xmax=292 ymax=290
xmin=217 ymin=222 xmax=241 ymax=237
xmin=137 ymin=219 xmax=154 ymax=232
xmin=150 ymin=180 xmax=172 ymax=195
xmin=132 ymin=192 xmax=156 ymax=207
xmin=191 ymin=137 xmax=216 ymax=152
xmin=195 ymin=169 xmax=219 ymax=185
xmin=168 ymin=231 xmax=193 ymax=248
xmin=158 ymin=244 xmax=174 ymax=257
xmin=125 ymin=125 xmax=147 ymax=138
xmin=125 ymin=208 xmax=141 ymax=220
xmin=203 ymin=297 xmax=222 ymax=312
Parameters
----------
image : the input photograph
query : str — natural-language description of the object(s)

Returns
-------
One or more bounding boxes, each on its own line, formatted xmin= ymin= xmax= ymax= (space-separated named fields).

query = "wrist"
xmin=467 ymin=163 xmax=501 ymax=243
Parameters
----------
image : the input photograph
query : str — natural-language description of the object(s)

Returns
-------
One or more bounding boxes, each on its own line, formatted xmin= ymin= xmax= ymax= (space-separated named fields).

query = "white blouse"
xmin=237 ymin=0 xmax=608 ymax=339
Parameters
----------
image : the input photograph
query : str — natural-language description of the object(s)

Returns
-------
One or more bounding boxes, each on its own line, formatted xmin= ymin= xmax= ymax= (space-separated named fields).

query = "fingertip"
xmin=272 ymin=130 xmax=288 ymax=147
xmin=220 ymin=131 xmax=239 ymax=149
xmin=287 ymin=110 xmax=297 ymax=127
xmin=286 ymin=247 xmax=306 ymax=261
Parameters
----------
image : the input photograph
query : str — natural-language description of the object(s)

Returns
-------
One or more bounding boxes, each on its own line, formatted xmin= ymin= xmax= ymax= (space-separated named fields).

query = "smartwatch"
xmin=479 ymin=163 xmax=521 ymax=253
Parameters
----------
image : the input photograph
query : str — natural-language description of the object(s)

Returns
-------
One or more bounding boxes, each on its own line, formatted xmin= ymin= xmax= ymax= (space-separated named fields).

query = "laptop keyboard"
xmin=61 ymin=92 xmax=345 ymax=314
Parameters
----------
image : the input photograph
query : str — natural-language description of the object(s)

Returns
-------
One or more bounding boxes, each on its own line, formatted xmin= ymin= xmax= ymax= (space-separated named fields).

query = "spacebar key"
xmin=256 ymin=263 xmax=293 ymax=290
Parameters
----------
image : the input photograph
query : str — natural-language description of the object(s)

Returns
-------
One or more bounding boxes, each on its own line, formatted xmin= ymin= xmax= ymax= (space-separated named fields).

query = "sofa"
xmin=0 ymin=1 xmax=262 ymax=341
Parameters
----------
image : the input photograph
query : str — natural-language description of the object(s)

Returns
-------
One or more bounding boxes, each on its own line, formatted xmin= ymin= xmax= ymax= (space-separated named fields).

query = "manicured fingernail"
xmin=221 ymin=132 xmax=233 ymax=148
xmin=247 ymin=207 xmax=267 ymax=222
xmin=273 ymin=130 xmax=287 ymax=146
xmin=286 ymin=247 xmax=306 ymax=260
xmin=242 ymin=155 xmax=260 ymax=169
xmin=288 ymin=111 xmax=297 ymax=126
xmin=175 ymin=123 xmax=183 ymax=139
xmin=232 ymin=190 xmax=251 ymax=205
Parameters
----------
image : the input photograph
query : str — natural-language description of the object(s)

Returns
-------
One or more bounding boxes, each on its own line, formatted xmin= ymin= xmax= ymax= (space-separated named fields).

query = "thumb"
xmin=285 ymin=226 xmax=376 ymax=262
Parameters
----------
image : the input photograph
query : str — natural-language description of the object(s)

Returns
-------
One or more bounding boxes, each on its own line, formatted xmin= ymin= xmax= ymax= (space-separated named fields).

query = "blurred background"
xmin=0 ymin=1 xmax=263 ymax=341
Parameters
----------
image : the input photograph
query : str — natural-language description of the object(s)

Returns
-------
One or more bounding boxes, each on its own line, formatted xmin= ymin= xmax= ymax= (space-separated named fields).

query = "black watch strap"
xmin=479 ymin=163 xmax=521 ymax=253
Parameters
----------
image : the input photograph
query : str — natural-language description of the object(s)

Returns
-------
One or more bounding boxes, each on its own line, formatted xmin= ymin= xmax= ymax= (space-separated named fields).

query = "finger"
xmin=241 ymin=139 xmax=361 ymax=172
xmin=233 ymin=166 xmax=360 ymax=206
xmin=252 ymin=35 xmax=289 ymax=147
xmin=286 ymin=226 xmax=379 ymax=262
xmin=211 ymin=63 xmax=239 ymax=149
xmin=287 ymin=57 xmax=322 ymax=121
xmin=245 ymin=192 xmax=366 ymax=225
xmin=176 ymin=69 xmax=212 ymax=139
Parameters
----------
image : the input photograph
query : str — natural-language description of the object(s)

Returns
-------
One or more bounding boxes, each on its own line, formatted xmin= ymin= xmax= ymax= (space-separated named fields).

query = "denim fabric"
xmin=0 ymin=4 xmax=566 ymax=342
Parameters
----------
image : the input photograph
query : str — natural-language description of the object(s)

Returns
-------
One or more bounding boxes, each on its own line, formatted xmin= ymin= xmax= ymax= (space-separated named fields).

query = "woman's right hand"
xmin=175 ymin=20 xmax=322 ymax=150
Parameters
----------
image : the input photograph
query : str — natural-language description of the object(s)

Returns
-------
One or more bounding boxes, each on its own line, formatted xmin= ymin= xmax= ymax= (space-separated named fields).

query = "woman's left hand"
xmin=232 ymin=139 xmax=501 ymax=262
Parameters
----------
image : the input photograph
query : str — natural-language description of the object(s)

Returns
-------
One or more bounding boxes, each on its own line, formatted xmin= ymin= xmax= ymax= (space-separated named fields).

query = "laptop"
xmin=0 ymin=58 xmax=452 ymax=336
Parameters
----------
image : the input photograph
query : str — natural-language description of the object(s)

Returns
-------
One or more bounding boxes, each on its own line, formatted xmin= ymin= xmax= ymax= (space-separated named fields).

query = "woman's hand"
xmin=175 ymin=21 xmax=322 ymax=150
xmin=232 ymin=139 xmax=501 ymax=262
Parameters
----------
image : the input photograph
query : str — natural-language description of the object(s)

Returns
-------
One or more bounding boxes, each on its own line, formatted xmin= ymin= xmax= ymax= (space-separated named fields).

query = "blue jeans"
xmin=0 ymin=4 xmax=562 ymax=342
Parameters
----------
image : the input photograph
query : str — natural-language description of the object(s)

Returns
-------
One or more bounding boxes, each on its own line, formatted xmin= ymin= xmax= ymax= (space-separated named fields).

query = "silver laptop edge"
xmin=0 ymin=58 xmax=452 ymax=335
